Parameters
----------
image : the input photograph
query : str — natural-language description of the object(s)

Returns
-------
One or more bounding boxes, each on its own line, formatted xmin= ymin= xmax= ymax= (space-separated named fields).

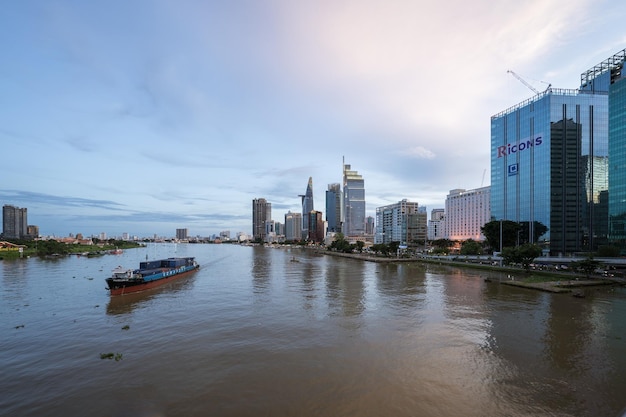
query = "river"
xmin=2 ymin=243 xmax=626 ymax=417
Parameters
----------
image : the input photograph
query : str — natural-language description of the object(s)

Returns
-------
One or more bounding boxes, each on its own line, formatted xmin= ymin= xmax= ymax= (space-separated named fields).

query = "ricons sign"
xmin=496 ymin=135 xmax=543 ymax=158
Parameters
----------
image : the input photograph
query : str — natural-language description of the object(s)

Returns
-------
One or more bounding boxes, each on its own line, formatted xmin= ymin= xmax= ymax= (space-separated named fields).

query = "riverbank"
xmin=317 ymin=248 xmax=623 ymax=294
xmin=499 ymin=277 xmax=615 ymax=294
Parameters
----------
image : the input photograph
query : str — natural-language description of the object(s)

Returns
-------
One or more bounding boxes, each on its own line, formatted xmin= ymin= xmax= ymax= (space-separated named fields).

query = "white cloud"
xmin=402 ymin=146 xmax=436 ymax=160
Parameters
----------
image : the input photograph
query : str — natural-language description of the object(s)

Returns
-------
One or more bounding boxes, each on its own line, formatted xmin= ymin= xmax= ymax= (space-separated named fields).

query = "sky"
xmin=2 ymin=0 xmax=626 ymax=238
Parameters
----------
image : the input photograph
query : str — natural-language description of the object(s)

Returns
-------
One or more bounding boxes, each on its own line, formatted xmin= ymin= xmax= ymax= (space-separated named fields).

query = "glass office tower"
xmin=300 ymin=177 xmax=314 ymax=238
xmin=342 ymin=162 xmax=366 ymax=236
xmin=325 ymin=183 xmax=341 ymax=233
xmin=604 ymin=49 xmax=626 ymax=247
xmin=491 ymin=88 xmax=608 ymax=255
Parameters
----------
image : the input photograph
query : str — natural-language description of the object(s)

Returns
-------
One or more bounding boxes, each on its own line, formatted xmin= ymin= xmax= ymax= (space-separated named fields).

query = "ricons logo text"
xmin=497 ymin=136 xmax=543 ymax=158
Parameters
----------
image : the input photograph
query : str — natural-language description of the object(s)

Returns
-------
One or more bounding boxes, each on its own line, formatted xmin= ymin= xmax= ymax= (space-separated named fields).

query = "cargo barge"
xmin=105 ymin=257 xmax=199 ymax=295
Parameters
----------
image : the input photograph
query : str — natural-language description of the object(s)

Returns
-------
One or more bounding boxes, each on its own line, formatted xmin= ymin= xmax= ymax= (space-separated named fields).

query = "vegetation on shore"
xmin=0 ymin=238 xmax=143 ymax=259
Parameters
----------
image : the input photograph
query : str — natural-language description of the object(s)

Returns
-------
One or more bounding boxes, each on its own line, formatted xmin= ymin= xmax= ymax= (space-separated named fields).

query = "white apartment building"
xmin=444 ymin=187 xmax=491 ymax=241
xmin=428 ymin=208 xmax=445 ymax=240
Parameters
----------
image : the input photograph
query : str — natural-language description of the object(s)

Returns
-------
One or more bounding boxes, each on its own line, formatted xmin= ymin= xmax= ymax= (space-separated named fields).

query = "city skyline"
xmin=3 ymin=2 xmax=626 ymax=237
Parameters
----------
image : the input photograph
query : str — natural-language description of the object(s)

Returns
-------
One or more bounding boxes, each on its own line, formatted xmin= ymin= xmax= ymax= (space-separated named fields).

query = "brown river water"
xmin=2 ymin=243 xmax=626 ymax=417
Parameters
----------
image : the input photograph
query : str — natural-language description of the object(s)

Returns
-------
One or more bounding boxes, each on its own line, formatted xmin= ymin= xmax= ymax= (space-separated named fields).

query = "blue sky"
xmin=2 ymin=1 xmax=626 ymax=238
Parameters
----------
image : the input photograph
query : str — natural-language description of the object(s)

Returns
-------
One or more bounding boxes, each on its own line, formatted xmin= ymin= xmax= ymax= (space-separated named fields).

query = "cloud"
xmin=0 ymin=190 xmax=125 ymax=210
xmin=402 ymin=146 xmax=436 ymax=160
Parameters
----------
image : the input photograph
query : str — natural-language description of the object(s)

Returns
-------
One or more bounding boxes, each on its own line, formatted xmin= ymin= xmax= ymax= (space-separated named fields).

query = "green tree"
xmin=355 ymin=241 xmax=365 ymax=253
xmin=329 ymin=233 xmax=354 ymax=253
xmin=597 ymin=245 xmax=621 ymax=257
xmin=36 ymin=240 xmax=70 ymax=256
xmin=518 ymin=221 xmax=548 ymax=244
xmin=371 ymin=243 xmax=389 ymax=256
xmin=460 ymin=239 xmax=483 ymax=255
xmin=388 ymin=241 xmax=400 ymax=257
xmin=571 ymin=256 xmax=602 ymax=278
xmin=501 ymin=244 xmax=542 ymax=270
xmin=431 ymin=239 xmax=453 ymax=255
xmin=481 ymin=220 xmax=521 ymax=251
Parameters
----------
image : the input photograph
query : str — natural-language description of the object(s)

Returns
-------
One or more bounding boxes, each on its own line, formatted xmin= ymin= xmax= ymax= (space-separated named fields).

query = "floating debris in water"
xmin=94 ymin=305 xmax=100 ymax=308
xmin=100 ymin=352 xmax=123 ymax=361
xmin=121 ymin=325 xmax=130 ymax=330
xmin=15 ymin=324 xmax=25 ymax=329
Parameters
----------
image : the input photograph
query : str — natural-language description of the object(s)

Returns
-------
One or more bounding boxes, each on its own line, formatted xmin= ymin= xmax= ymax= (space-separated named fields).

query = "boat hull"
xmin=106 ymin=263 xmax=199 ymax=296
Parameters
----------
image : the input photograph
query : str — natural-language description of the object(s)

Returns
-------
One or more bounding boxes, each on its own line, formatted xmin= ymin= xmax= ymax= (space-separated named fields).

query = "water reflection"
xmin=105 ymin=276 xmax=195 ymax=315
xmin=4 ymin=246 xmax=626 ymax=417
xmin=324 ymin=256 xmax=366 ymax=317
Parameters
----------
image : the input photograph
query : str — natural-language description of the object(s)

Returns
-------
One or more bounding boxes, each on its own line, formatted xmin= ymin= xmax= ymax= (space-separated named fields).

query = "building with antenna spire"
xmin=342 ymin=160 xmax=366 ymax=237
xmin=300 ymin=177 xmax=314 ymax=239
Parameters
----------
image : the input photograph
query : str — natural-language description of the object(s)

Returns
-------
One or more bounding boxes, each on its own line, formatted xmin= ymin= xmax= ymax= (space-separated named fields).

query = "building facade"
xmin=2 ymin=205 xmax=27 ymax=239
xmin=604 ymin=49 xmax=626 ymax=248
xmin=284 ymin=211 xmax=302 ymax=241
xmin=445 ymin=187 xmax=490 ymax=241
xmin=176 ymin=228 xmax=188 ymax=240
xmin=342 ymin=162 xmax=366 ymax=237
xmin=375 ymin=199 xmax=425 ymax=245
xmin=428 ymin=208 xmax=445 ymax=241
xmin=252 ymin=198 xmax=271 ymax=241
xmin=365 ymin=216 xmax=375 ymax=235
xmin=300 ymin=177 xmax=314 ymax=238
xmin=307 ymin=210 xmax=325 ymax=243
xmin=491 ymin=79 xmax=608 ymax=254
xmin=325 ymin=183 xmax=342 ymax=233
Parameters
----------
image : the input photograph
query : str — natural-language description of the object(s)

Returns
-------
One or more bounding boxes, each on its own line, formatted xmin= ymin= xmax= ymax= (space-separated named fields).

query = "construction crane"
xmin=507 ymin=70 xmax=551 ymax=94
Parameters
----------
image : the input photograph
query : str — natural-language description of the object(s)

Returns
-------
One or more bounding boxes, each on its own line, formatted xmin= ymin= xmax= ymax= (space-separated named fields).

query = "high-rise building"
xmin=176 ymin=228 xmax=188 ymax=240
xmin=325 ymin=183 xmax=342 ymax=233
xmin=26 ymin=225 xmax=39 ymax=239
xmin=428 ymin=208 xmax=445 ymax=241
xmin=365 ymin=216 xmax=375 ymax=235
xmin=375 ymin=199 xmax=423 ymax=245
xmin=342 ymin=161 xmax=365 ymax=236
xmin=284 ymin=211 xmax=302 ymax=241
xmin=491 ymin=70 xmax=608 ymax=254
xmin=300 ymin=177 xmax=314 ymax=238
xmin=252 ymin=198 xmax=271 ymax=241
xmin=2 ymin=205 xmax=28 ymax=239
xmin=445 ymin=187 xmax=490 ymax=241
xmin=307 ymin=210 xmax=325 ymax=243
xmin=603 ymin=49 xmax=626 ymax=248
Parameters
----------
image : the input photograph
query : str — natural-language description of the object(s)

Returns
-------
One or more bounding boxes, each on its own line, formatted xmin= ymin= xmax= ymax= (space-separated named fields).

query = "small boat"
xmin=110 ymin=248 xmax=123 ymax=255
xmin=105 ymin=257 xmax=199 ymax=296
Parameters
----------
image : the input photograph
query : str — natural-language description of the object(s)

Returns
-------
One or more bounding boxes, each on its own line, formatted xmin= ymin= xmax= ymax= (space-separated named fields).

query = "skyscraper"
xmin=284 ymin=211 xmax=302 ymax=241
xmin=307 ymin=210 xmax=325 ymax=243
xmin=2 ymin=205 xmax=27 ymax=239
xmin=252 ymin=198 xmax=271 ymax=241
xmin=325 ymin=183 xmax=341 ymax=233
xmin=300 ymin=177 xmax=314 ymax=239
xmin=603 ymin=48 xmax=626 ymax=248
xmin=491 ymin=67 xmax=608 ymax=254
xmin=342 ymin=161 xmax=365 ymax=236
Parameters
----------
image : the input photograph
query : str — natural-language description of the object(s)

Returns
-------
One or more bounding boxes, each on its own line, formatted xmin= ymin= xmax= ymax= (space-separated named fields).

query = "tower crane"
xmin=507 ymin=70 xmax=551 ymax=94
